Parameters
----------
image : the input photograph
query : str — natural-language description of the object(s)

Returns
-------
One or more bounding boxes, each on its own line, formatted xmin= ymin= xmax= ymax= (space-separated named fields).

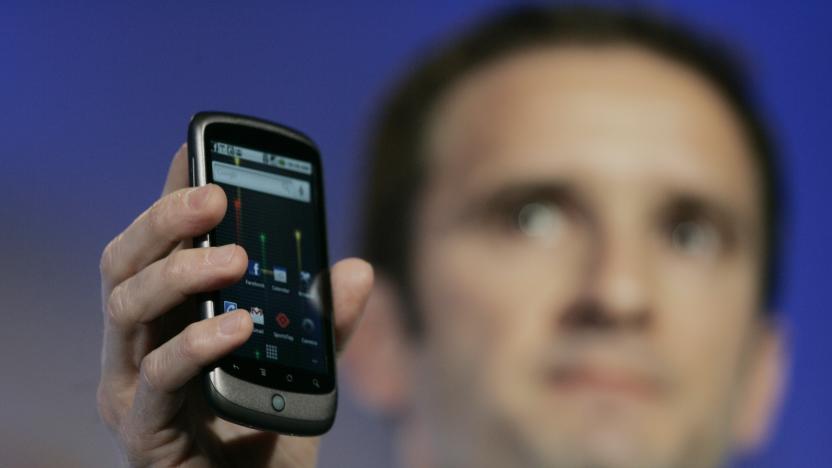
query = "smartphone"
xmin=188 ymin=111 xmax=337 ymax=435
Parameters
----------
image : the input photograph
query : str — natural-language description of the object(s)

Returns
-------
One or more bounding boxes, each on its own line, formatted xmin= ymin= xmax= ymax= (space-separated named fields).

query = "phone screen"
xmin=202 ymin=124 xmax=334 ymax=394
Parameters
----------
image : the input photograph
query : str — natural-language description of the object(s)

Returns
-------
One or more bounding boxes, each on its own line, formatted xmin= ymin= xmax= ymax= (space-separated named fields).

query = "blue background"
xmin=1 ymin=2 xmax=829 ymax=466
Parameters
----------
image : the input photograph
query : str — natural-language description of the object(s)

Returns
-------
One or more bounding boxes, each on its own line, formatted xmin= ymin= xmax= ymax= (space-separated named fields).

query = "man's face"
xmin=409 ymin=45 xmax=768 ymax=468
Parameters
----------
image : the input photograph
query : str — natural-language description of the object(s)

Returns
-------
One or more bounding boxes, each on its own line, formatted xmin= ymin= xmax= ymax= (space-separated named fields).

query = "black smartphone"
xmin=188 ymin=111 xmax=337 ymax=435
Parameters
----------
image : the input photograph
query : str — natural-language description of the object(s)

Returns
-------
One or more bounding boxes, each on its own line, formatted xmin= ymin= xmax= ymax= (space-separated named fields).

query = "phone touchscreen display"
xmin=207 ymin=138 xmax=331 ymax=390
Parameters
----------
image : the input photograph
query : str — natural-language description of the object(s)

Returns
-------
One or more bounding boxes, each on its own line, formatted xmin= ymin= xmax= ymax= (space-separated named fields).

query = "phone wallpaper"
xmin=211 ymin=143 xmax=328 ymax=375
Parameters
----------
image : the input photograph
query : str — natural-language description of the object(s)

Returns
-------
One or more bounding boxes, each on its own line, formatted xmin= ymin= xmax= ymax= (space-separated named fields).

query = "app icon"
xmin=302 ymin=318 xmax=315 ymax=334
xmin=273 ymin=266 xmax=287 ymax=283
xmin=248 ymin=260 xmax=261 ymax=277
xmin=299 ymin=271 xmax=312 ymax=291
xmin=266 ymin=344 xmax=278 ymax=360
xmin=276 ymin=312 xmax=290 ymax=329
xmin=250 ymin=307 xmax=264 ymax=326
xmin=223 ymin=301 xmax=238 ymax=312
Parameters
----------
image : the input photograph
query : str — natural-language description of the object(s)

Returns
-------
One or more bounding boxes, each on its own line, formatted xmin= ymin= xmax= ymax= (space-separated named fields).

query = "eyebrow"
xmin=656 ymin=189 xmax=754 ymax=246
xmin=454 ymin=179 xmax=586 ymax=225
xmin=462 ymin=179 xmax=586 ymax=216
xmin=476 ymin=180 xmax=579 ymax=207
xmin=660 ymin=191 xmax=740 ymax=226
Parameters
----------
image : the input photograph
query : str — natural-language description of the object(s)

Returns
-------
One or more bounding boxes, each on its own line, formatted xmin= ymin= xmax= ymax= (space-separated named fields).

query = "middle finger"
xmin=100 ymin=184 xmax=227 ymax=290
xmin=103 ymin=244 xmax=247 ymax=374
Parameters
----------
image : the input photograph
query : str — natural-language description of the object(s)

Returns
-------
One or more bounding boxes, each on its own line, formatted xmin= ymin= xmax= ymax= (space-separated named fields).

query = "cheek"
xmin=413 ymin=229 xmax=590 ymax=400
xmin=653 ymin=253 xmax=760 ymax=416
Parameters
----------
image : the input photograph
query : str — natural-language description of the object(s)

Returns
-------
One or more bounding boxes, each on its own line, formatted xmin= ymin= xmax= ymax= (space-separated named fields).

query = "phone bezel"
xmin=194 ymin=115 xmax=335 ymax=394
xmin=189 ymin=111 xmax=337 ymax=435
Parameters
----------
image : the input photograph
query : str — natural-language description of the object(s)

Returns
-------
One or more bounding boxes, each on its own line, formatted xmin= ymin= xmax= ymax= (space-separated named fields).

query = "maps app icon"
xmin=249 ymin=307 xmax=265 ymax=325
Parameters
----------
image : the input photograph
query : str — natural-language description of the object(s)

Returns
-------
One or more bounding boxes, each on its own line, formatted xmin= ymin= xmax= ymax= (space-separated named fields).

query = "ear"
xmin=340 ymin=273 xmax=413 ymax=415
xmin=733 ymin=318 xmax=788 ymax=452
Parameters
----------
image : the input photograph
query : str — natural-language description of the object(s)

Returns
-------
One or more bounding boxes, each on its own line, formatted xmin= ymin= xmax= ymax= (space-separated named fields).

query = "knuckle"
xmin=96 ymin=383 xmax=119 ymax=429
xmin=122 ymin=428 xmax=187 ymax=467
xmin=99 ymin=235 xmax=121 ymax=279
xmin=146 ymin=198 xmax=170 ymax=240
xmin=178 ymin=324 xmax=204 ymax=362
xmin=162 ymin=251 xmax=190 ymax=285
xmin=121 ymin=426 xmax=150 ymax=462
xmin=171 ymin=189 xmax=195 ymax=222
xmin=139 ymin=354 xmax=164 ymax=393
xmin=106 ymin=284 xmax=130 ymax=327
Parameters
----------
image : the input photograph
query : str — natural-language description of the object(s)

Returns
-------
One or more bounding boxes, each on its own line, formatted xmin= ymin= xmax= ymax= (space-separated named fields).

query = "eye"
xmin=516 ymin=202 xmax=564 ymax=239
xmin=669 ymin=220 xmax=720 ymax=256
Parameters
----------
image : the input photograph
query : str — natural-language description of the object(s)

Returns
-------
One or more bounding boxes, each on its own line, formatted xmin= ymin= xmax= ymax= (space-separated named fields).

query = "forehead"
xmin=424 ymin=44 xmax=761 ymax=215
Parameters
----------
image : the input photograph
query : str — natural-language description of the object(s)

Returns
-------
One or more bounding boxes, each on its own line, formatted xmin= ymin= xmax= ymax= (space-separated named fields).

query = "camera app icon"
xmin=299 ymin=271 xmax=312 ymax=292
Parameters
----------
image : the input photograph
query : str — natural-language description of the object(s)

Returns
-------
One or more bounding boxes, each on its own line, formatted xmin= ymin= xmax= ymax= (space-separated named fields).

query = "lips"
xmin=548 ymin=365 xmax=662 ymax=399
xmin=541 ymin=339 xmax=670 ymax=400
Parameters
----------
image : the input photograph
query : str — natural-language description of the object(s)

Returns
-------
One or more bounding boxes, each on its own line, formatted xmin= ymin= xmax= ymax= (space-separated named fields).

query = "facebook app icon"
xmin=248 ymin=260 xmax=261 ymax=277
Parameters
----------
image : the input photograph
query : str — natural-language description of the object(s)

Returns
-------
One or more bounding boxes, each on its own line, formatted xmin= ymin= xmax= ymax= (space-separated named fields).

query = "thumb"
xmin=330 ymin=258 xmax=374 ymax=353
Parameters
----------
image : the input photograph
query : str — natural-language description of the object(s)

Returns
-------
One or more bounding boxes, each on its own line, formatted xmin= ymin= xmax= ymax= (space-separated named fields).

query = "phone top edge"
xmin=189 ymin=111 xmax=319 ymax=150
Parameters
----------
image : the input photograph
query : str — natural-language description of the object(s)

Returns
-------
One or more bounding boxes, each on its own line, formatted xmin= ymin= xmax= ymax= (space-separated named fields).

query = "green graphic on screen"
xmin=210 ymin=141 xmax=328 ymax=374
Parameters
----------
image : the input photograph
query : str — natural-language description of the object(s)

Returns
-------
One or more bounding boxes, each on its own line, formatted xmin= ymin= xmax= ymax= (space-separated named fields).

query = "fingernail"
xmin=186 ymin=185 xmax=212 ymax=209
xmin=207 ymin=244 xmax=236 ymax=265
xmin=220 ymin=311 xmax=241 ymax=335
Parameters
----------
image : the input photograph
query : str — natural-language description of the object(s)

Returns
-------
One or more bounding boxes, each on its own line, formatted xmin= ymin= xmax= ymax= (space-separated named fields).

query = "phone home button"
xmin=271 ymin=394 xmax=286 ymax=412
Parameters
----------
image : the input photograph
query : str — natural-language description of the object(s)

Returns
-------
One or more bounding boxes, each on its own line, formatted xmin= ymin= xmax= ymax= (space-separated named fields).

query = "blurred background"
xmin=1 ymin=2 xmax=829 ymax=467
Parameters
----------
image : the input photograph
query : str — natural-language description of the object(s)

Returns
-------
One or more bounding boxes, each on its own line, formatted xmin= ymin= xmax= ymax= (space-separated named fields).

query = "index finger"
xmin=100 ymin=146 xmax=227 ymax=289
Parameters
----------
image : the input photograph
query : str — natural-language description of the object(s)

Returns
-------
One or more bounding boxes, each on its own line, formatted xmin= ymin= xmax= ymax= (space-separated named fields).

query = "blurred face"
xmin=409 ymin=45 xmax=769 ymax=468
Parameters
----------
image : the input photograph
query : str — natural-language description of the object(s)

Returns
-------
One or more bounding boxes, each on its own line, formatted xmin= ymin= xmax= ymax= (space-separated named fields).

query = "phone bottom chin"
xmin=204 ymin=374 xmax=337 ymax=436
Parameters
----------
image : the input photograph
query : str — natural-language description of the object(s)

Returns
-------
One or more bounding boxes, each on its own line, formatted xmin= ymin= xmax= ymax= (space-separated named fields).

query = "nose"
xmin=563 ymin=227 xmax=652 ymax=331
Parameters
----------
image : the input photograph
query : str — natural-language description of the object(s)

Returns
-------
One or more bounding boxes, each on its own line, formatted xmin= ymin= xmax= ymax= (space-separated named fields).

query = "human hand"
xmin=97 ymin=145 xmax=373 ymax=467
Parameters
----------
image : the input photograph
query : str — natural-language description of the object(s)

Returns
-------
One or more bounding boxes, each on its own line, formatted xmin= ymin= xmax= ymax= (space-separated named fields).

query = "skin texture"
xmin=345 ymin=44 xmax=784 ymax=468
xmin=97 ymin=145 xmax=374 ymax=467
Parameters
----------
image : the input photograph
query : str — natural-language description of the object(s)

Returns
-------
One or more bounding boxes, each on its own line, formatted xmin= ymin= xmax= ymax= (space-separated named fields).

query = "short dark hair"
xmin=359 ymin=5 xmax=782 ymax=333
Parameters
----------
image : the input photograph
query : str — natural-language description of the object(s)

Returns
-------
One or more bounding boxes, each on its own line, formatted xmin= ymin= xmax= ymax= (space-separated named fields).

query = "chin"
xmin=515 ymin=404 xmax=669 ymax=468
xmin=581 ymin=426 xmax=654 ymax=467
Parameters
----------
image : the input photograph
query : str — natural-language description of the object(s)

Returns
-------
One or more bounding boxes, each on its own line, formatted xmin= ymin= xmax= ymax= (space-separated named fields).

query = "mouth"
xmin=547 ymin=366 xmax=662 ymax=400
